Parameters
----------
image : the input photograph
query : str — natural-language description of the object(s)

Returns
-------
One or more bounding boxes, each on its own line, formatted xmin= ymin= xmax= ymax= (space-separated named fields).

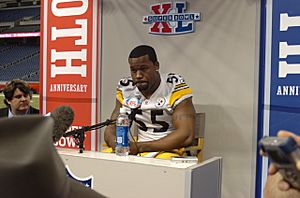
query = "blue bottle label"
xmin=116 ymin=126 xmax=129 ymax=147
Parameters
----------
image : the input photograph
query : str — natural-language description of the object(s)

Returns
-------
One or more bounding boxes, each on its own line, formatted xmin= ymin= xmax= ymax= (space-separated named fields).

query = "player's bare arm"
xmin=104 ymin=100 xmax=122 ymax=149
xmin=130 ymin=97 xmax=195 ymax=154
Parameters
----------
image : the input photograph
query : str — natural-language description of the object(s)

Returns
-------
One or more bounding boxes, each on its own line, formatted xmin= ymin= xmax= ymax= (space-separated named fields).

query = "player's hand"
xmin=129 ymin=141 xmax=139 ymax=155
xmin=108 ymin=138 xmax=116 ymax=151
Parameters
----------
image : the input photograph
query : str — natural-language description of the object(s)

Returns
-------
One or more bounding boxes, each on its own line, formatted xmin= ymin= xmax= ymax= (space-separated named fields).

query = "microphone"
xmin=50 ymin=105 xmax=74 ymax=142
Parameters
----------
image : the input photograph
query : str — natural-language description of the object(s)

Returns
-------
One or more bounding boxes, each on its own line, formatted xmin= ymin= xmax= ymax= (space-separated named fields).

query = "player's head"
xmin=2 ymin=79 xmax=32 ymax=115
xmin=128 ymin=45 xmax=160 ymax=94
xmin=129 ymin=45 xmax=157 ymax=64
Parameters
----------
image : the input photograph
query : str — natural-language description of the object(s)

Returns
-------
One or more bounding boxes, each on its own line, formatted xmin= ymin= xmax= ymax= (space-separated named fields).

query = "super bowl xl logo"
xmin=143 ymin=1 xmax=201 ymax=35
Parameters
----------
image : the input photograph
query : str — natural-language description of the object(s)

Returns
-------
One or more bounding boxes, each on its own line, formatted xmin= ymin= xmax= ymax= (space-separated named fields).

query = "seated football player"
xmin=104 ymin=45 xmax=196 ymax=159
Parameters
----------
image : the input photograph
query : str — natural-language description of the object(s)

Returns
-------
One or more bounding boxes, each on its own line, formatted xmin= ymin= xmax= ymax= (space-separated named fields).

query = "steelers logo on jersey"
xmin=155 ymin=97 xmax=166 ymax=108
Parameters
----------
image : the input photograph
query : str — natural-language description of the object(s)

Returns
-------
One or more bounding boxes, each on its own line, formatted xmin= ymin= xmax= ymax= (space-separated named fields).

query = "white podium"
xmin=58 ymin=148 xmax=222 ymax=198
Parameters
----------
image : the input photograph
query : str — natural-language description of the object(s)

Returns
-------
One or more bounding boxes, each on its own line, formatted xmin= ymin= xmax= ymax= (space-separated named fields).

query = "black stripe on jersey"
xmin=173 ymin=85 xmax=190 ymax=93
xmin=175 ymin=83 xmax=187 ymax=89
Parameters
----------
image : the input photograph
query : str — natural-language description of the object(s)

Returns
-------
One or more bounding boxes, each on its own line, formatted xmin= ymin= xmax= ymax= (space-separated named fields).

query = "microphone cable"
xmin=128 ymin=113 xmax=141 ymax=156
xmin=128 ymin=125 xmax=141 ymax=156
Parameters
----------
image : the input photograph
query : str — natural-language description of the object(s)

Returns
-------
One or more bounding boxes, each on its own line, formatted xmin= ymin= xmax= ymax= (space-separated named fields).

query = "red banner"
xmin=40 ymin=0 xmax=100 ymax=151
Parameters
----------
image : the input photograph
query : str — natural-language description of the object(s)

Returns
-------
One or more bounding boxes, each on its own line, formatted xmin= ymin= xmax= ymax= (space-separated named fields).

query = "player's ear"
xmin=154 ymin=61 xmax=159 ymax=71
xmin=5 ymin=99 xmax=11 ymax=105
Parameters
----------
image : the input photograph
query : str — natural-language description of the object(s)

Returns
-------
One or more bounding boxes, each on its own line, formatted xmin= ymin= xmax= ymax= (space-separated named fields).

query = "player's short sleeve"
xmin=116 ymin=77 xmax=135 ymax=104
xmin=116 ymin=88 xmax=124 ymax=104
xmin=167 ymin=73 xmax=193 ymax=108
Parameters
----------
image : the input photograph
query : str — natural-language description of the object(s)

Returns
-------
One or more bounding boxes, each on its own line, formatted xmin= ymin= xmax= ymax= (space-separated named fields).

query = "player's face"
xmin=129 ymin=55 xmax=159 ymax=93
xmin=7 ymin=88 xmax=31 ymax=115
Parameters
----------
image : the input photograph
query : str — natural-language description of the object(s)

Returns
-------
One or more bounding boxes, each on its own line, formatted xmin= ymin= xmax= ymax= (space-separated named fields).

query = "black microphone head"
xmin=51 ymin=105 xmax=74 ymax=142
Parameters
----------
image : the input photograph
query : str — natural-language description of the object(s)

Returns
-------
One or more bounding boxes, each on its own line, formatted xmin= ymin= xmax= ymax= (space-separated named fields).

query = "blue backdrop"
xmin=257 ymin=0 xmax=300 ymax=197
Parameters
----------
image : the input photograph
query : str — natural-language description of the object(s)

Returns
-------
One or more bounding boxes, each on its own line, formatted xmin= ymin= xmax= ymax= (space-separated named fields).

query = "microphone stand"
xmin=63 ymin=119 xmax=116 ymax=153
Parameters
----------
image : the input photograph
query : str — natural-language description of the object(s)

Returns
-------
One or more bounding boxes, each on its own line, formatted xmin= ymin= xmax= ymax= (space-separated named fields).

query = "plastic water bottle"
xmin=115 ymin=107 xmax=129 ymax=156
